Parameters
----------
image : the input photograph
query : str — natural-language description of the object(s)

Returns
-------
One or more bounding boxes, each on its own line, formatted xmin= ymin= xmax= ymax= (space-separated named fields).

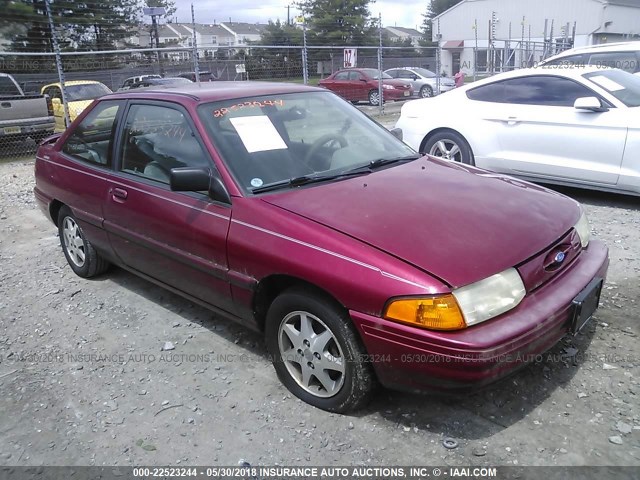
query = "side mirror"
xmin=389 ymin=127 xmax=403 ymax=141
xmin=170 ymin=167 xmax=231 ymax=204
xmin=574 ymin=96 xmax=608 ymax=112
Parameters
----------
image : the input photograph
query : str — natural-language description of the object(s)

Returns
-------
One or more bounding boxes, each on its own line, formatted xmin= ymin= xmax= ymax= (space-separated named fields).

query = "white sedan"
xmin=396 ymin=66 xmax=640 ymax=196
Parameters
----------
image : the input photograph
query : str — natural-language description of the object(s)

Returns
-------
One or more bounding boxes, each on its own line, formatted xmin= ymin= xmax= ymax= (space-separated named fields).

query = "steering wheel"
xmin=304 ymin=133 xmax=348 ymax=166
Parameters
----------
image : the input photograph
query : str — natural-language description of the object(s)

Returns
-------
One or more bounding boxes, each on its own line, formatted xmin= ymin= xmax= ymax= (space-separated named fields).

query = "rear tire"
xmin=265 ymin=287 xmax=375 ymax=413
xmin=419 ymin=85 xmax=433 ymax=98
xmin=58 ymin=206 xmax=110 ymax=278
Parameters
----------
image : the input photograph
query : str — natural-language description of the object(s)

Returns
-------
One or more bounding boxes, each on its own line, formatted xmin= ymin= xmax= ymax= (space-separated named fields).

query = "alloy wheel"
xmin=277 ymin=310 xmax=345 ymax=398
xmin=429 ymin=139 xmax=462 ymax=162
xmin=62 ymin=216 xmax=86 ymax=267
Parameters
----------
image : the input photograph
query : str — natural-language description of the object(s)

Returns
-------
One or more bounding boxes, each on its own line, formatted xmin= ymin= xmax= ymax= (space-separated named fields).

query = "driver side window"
xmin=119 ymin=104 xmax=211 ymax=184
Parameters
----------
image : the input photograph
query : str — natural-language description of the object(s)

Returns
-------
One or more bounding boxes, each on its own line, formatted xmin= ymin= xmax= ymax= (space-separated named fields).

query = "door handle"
xmin=506 ymin=116 xmax=519 ymax=126
xmin=112 ymin=187 xmax=128 ymax=200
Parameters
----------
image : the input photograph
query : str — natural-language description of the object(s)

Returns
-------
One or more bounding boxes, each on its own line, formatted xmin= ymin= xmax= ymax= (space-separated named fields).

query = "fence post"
xmin=191 ymin=3 xmax=200 ymax=83
xmin=302 ymin=21 xmax=309 ymax=84
xmin=45 ymin=0 xmax=70 ymax=128
xmin=436 ymin=18 xmax=441 ymax=95
xmin=377 ymin=13 xmax=383 ymax=115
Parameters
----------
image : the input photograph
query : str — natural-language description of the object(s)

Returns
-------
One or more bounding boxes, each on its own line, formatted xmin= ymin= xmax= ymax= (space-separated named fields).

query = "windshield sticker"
xmin=229 ymin=116 xmax=288 ymax=153
xmin=250 ymin=178 xmax=264 ymax=188
xmin=214 ymin=99 xmax=285 ymax=118
xmin=589 ymin=75 xmax=624 ymax=92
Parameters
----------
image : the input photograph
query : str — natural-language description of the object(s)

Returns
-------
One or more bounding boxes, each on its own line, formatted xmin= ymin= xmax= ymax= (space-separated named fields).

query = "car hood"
xmin=260 ymin=157 xmax=580 ymax=288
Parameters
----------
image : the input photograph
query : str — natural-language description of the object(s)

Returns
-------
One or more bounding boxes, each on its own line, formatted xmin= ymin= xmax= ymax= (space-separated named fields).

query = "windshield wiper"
xmin=340 ymin=154 xmax=421 ymax=175
xmin=251 ymin=169 xmax=373 ymax=194
xmin=251 ymin=155 xmax=421 ymax=194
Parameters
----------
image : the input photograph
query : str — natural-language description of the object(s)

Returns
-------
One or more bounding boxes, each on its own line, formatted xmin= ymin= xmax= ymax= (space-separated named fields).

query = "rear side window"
xmin=467 ymin=75 xmax=596 ymax=107
xmin=587 ymin=52 xmax=639 ymax=73
xmin=334 ymin=72 xmax=349 ymax=80
xmin=0 ymin=76 xmax=21 ymax=96
xmin=62 ymin=100 xmax=122 ymax=167
xmin=543 ymin=54 xmax=585 ymax=67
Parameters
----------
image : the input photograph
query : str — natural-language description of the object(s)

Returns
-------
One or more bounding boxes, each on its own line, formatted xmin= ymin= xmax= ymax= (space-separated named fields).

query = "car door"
xmin=397 ymin=69 xmax=421 ymax=92
xmin=56 ymin=99 xmax=125 ymax=259
xmin=43 ymin=86 xmax=65 ymax=131
xmin=471 ymin=75 xmax=626 ymax=185
xmin=348 ymin=71 xmax=368 ymax=101
xmin=103 ymin=101 xmax=235 ymax=313
xmin=329 ymin=71 xmax=350 ymax=98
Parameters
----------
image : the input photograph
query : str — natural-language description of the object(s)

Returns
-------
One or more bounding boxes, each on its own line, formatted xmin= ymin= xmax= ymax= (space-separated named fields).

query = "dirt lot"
xmin=0 ymin=143 xmax=639 ymax=468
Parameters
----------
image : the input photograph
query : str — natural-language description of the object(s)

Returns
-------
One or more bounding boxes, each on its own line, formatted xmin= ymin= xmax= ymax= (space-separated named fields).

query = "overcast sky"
xmin=172 ymin=0 xmax=427 ymax=31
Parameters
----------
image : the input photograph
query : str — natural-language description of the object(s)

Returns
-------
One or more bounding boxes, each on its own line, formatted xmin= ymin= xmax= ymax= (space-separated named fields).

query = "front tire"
xmin=422 ymin=130 xmax=474 ymax=165
xmin=368 ymin=90 xmax=381 ymax=106
xmin=58 ymin=206 xmax=110 ymax=278
xmin=265 ymin=288 xmax=375 ymax=413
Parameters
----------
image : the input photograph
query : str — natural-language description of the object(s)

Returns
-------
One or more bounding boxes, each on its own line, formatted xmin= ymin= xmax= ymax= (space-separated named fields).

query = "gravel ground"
xmin=0 ymin=134 xmax=639 ymax=468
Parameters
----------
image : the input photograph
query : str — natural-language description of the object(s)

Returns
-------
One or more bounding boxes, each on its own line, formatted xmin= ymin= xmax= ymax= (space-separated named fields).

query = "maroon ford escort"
xmin=34 ymin=82 xmax=609 ymax=412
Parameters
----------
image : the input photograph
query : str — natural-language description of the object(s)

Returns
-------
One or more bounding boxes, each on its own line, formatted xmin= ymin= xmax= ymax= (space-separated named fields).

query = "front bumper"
xmin=350 ymin=240 xmax=609 ymax=392
xmin=384 ymin=89 xmax=412 ymax=101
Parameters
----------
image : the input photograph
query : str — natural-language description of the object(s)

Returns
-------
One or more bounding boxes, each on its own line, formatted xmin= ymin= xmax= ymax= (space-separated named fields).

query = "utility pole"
xmin=286 ymin=4 xmax=291 ymax=25
xmin=191 ymin=3 xmax=199 ymax=82
xmin=144 ymin=7 xmax=166 ymax=76
xmin=44 ymin=0 xmax=70 ymax=128
xmin=377 ymin=13 xmax=383 ymax=115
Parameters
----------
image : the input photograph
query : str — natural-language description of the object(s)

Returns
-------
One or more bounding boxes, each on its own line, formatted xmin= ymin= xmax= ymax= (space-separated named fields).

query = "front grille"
xmin=517 ymin=229 xmax=582 ymax=293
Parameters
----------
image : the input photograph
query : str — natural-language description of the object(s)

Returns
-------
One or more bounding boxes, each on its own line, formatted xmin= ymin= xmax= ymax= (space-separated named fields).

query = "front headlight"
xmin=382 ymin=84 xmax=394 ymax=90
xmin=383 ymin=268 xmax=526 ymax=330
xmin=574 ymin=208 xmax=590 ymax=248
xmin=452 ymin=268 xmax=526 ymax=327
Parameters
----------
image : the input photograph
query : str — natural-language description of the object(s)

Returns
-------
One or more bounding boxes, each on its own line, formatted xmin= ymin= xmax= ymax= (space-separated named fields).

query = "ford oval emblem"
xmin=554 ymin=251 xmax=566 ymax=264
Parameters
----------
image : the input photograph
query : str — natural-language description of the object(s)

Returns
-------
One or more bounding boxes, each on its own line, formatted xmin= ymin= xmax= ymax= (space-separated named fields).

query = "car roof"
xmin=466 ymin=65 xmax=614 ymax=87
xmin=544 ymin=41 xmax=640 ymax=62
xmin=106 ymin=81 xmax=326 ymax=103
xmin=42 ymin=80 xmax=106 ymax=89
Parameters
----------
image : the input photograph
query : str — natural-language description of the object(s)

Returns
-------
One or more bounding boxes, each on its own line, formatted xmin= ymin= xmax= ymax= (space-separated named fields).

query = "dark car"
xmin=318 ymin=68 xmax=413 ymax=105
xmin=34 ymin=82 xmax=608 ymax=413
xmin=178 ymin=71 xmax=216 ymax=82
xmin=129 ymin=77 xmax=193 ymax=89
xmin=118 ymin=75 xmax=162 ymax=91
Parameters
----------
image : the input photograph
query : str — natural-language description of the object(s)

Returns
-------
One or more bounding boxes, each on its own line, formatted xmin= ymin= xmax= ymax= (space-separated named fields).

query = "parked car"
xmin=541 ymin=41 xmax=640 ymax=75
xmin=128 ymin=77 xmax=193 ymax=89
xmin=118 ymin=75 xmax=162 ymax=91
xmin=34 ymin=82 xmax=608 ymax=412
xmin=385 ymin=67 xmax=456 ymax=97
xmin=318 ymin=68 xmax=413 ymax=105
xmin=41 ymin=80 xmax=112 ymax=131
xmin=0 ymin=73 xmax=55 ymax=144
xmin=396 ymin=66 xmax=640 ymax=196
xmin=178 ymin=71 xmax=216 ymax=82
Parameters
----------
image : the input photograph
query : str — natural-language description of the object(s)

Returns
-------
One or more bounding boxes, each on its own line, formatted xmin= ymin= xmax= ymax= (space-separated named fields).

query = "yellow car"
xmin=41 ymin=80 xmax=112 ymax=131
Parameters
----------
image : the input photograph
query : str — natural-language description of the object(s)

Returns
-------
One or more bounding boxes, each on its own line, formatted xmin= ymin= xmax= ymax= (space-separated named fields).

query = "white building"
xmin=433 ymin=0 xmax=640 ymax=76
xmin=384 ymin=27 xmax=423 ymax=47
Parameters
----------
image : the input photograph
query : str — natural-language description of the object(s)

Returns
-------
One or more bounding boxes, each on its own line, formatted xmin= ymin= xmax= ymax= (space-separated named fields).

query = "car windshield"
xmin=584 ymin=69 xmax=640 ymax=107
xmin=66 ymin=83 xmax=112 ymax=101
xmin=197 ymin=91 xmax=417 ymax=194
xmin=360 ymin=68 xmax=393 ymax=80
xmin=413 ymin=68 xmax=436 ymax=78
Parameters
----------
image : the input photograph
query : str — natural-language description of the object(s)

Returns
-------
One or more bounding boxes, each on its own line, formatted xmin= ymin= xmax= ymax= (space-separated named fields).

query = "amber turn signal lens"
xmin=383 ymin=295 xmax=467 ymax=331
